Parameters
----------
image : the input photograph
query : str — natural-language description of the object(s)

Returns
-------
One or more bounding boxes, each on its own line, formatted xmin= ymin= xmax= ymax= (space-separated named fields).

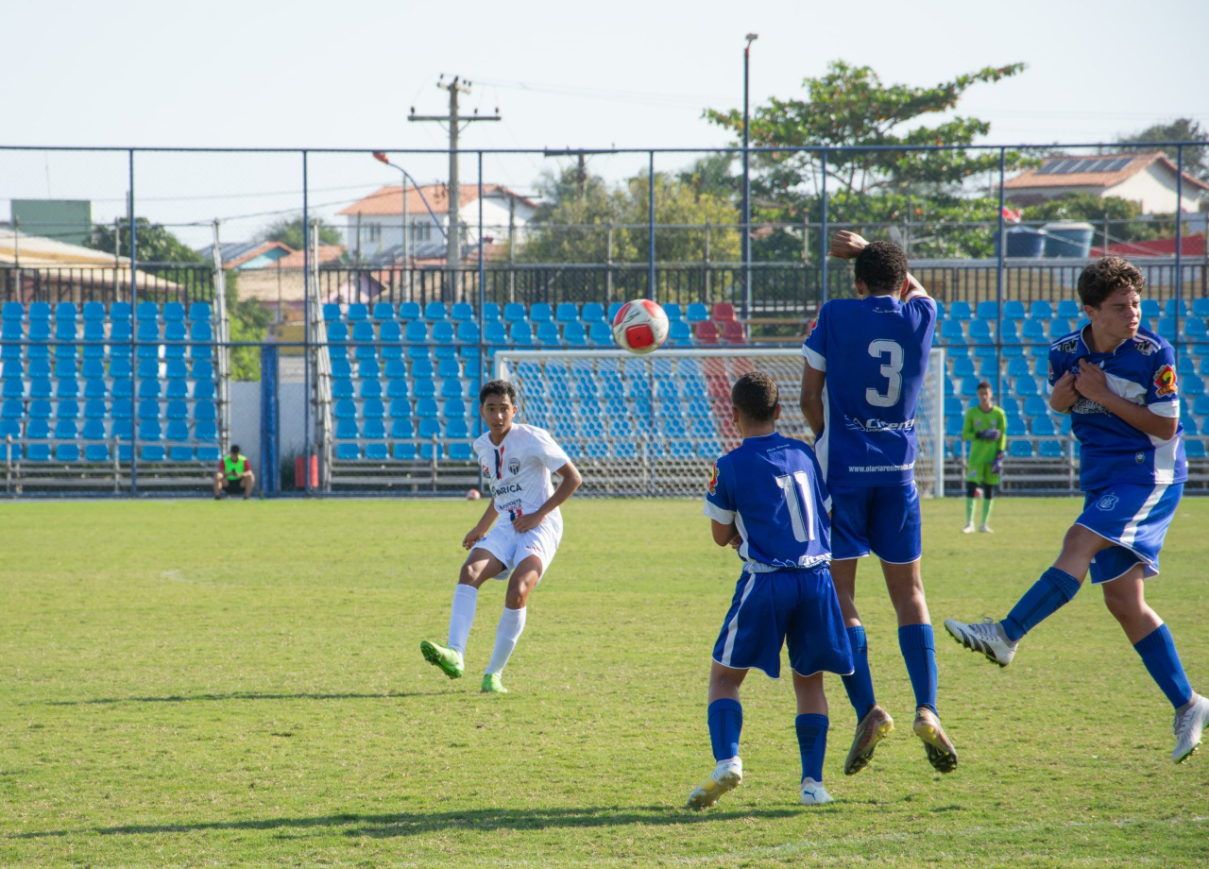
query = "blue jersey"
xmin=802 ymin=293 xmax=937 ymax=486
xmin=1048 ymin=326 xmax=1186 ymax=491
xmin=703 ymin=433 xmax=832 ymax=571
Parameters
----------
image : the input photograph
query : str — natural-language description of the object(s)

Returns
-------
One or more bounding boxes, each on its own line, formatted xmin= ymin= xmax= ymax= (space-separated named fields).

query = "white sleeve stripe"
xmin=1148 ymin=400 xmax=1179 ymax=419
xmin=703 ymin=501 xmax=736 ymax=523
xmin=823 ymin=496 xmax=833 ymax=514
xmin=802 ymin=345 xmax=827 ymax=372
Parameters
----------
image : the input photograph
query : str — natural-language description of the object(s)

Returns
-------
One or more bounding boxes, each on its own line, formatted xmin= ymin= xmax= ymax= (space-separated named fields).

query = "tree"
xmin=518 ymin=166 xmax=740 ymax=265
xmin=705 ymin=60 xmax=1035 ymax=258
xmin=85 ymin=218 xmax=202 ymax=263
xmin=1022 ymin=193 xmax=1169 ymax=245
xmin=1120 ymin=118 xmax=1208 ymax=182
xmin=258 ymin=214 xmax=342 ymax=250
xmin=223 ymin=273 xmax=273 ymax=381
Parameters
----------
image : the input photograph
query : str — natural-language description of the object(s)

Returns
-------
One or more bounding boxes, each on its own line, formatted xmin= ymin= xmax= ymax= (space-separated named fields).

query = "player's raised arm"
xmin=830 ymin=231 xmax=928 ymax=301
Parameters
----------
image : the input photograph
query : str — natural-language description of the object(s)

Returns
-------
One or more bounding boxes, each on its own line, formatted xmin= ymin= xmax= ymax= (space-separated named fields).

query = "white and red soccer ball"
xmin=612 ymin=300 xmax=669 ymax=355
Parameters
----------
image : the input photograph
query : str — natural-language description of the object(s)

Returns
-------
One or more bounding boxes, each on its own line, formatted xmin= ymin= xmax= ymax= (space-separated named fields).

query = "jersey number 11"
xmin=775 ymin=472 xmax=816 ymax=542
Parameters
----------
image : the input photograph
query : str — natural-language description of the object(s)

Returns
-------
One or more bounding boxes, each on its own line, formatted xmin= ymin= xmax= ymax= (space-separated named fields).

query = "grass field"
xmin=2 ymin=497 xmax=1207 ymax=868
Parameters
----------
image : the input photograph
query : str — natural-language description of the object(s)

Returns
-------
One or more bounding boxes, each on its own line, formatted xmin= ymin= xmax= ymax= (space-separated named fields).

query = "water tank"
xmin=1042 ymin=221 xmax=1094 ymax=258
xmin=993 ymin=227 xmax=1045 ymax=258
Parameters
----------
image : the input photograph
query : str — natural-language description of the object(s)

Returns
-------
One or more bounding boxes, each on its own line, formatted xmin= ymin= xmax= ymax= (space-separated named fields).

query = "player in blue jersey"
xmin=800 ymin=231 xmax=957 ymax=776
xmin=946 ymin=257 xmax=1208 ymax=763
xmin=686 ymin=372 xmax=853 ymax=808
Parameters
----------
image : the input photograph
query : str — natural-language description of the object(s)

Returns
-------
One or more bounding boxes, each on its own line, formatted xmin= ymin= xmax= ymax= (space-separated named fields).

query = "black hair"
xmin=1077 ymin=257 xmax=1144 ymax=308
xmin=230 ymin=445 xmax=240 ymax=454
xmin=478 ymin=379 xmax=518 ymax=406
xmin=977 ymin=381 xmax=992 ymax=392
xmin=731 ymin=371 xmax=779 ymax=423
xmin=853 ymin=241 xmax=909 ymax=295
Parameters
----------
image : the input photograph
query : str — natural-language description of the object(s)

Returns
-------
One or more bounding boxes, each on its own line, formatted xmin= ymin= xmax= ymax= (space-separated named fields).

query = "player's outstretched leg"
xmin=1102 ymin=572 xmax=1209 ymax=763
xmin=945 ymin=525 xmax=1099 ymax=667
xmin=687 ymin=664 xmax=746 ymax=809
xmin=794 ymin=671 xmax=834 ymax=805
xmin=421 ymin=549 xmax=505 ymax=681
xmin=830 ymin=559 xmax=891 ymax=776
xmin=481 ymin=555 xmax=542 ymax=693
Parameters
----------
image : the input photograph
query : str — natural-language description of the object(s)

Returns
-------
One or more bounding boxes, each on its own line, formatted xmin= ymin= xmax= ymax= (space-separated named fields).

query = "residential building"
xmin=1006 ymin=152 xmax=1209 ymax=213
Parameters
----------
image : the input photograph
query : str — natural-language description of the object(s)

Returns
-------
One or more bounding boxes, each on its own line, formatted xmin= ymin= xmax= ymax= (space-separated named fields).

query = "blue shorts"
xmin=1077 ymin=482 xmax=1183 ymax=584
xmin=829 ymin=483 xmax=922 ymax=563
xmin=711 ymin=567 xmax=854 ymax=679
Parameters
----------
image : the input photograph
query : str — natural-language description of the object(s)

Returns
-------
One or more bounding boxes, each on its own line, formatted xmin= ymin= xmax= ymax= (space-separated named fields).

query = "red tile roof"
xmin=225 ymin=240 xmax=293 ymax=269
xmin=1089 ymin=234 xmax=1206 ymax=258
xmin=338 ymin=184 xmax=536 ymax=217
xmin=275 ymin=244 xmax=345 ymax=268
xmin=1006 ymin=152 xmax=1209 ymax=192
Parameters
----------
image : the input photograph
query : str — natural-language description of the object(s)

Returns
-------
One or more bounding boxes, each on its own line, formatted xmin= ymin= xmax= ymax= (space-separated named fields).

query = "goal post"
xmin=494 ymin=346 xmax=944 ymax=499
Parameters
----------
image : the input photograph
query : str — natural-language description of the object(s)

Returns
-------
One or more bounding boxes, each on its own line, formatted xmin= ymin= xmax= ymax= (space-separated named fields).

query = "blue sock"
xmin=707 ymin=698 xmax=743 ymax=762
xmin=795 ymin=714 xmax=829 ymax=782
xmin=898 ymin=624 xmax=938 ymax=715
xmin=841 ymin=626 xmax=876 ymax=721
xmin=1134 ymin=624 xmax=1194 ymax=711
xmin=1001 ymin=567 xmax=1082 ymax=642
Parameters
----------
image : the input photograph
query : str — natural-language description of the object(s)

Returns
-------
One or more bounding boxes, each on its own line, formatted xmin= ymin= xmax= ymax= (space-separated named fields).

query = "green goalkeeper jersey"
xmin=962 ymin=405 xmax=1007 ymax=465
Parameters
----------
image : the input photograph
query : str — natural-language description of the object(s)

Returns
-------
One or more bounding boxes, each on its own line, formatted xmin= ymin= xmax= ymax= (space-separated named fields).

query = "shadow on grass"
xmin=35 ymin=691 xmax=442 ymax=707
xmin=13 ymin=805 xmax=801 ymax=840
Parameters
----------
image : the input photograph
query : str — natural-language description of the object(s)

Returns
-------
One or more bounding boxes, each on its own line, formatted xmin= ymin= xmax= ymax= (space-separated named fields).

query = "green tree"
xmin=518 ymin=166 xmax=740 ymax=265
xmin=223 ymin=272 xmax=273 ymax=381
xmin=86 ymin=218 xmax=202 ymax=263
xmin=1120 ymin=118 xmax=1208 ymax=182
xmin=258 ymin=214 xmax=342 ymax=250
xmin=705 ymin=60 xmax=1035 ymax=258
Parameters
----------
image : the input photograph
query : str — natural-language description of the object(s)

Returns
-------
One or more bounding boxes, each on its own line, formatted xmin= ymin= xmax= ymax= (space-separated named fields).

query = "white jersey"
xmin=474 ymin=423 xmax=570 ymax=523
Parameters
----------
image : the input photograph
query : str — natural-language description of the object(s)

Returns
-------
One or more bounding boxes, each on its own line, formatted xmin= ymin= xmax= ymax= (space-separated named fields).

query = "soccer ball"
xmin=466 ymin=489 xmax=481 ymax=501
xmin=612 ymin=300 xmax=669 ymax=354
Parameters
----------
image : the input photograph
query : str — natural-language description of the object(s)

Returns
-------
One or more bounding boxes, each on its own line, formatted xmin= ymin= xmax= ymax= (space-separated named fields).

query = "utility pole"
xmin=409 ymin=76 xmax=500 ymax=288
xmin=576 ymin=153 xmax=587 ymax=201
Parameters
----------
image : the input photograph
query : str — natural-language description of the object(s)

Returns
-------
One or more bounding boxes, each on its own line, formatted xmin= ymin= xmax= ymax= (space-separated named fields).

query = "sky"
xmin=5 ymin=0 xmax=1208 ymax=248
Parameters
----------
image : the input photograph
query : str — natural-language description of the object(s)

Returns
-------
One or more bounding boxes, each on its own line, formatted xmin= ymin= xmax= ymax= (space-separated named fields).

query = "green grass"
xmin=1 ymin=497 xmax=1207 ymax=868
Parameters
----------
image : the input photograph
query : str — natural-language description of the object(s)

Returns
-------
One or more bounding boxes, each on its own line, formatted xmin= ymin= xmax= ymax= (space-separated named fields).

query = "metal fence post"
xmin=995 ymin=147 xmax=1007 ymax=404
xmin=819 ymin=150 xmax=828 ymax=305
xmin=648 ymin=151 xmax=656 ymax=301
xmin=1175 ymin=144 xmax=1184 ymax=359
xmin=302 ymin=149 xmax=312 ymax=495
xmin=477 ymin=152 xmax=486 ymax=495
xmin=128 ymin=149 xmax=138 ymax=496
xmin=259 ymin=343 xmax=279 ymax=496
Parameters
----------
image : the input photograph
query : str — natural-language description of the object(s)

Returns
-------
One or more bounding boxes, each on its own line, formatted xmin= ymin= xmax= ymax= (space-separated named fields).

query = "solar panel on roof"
xmin=1106 ymin=157 xmax=1132 ymax=172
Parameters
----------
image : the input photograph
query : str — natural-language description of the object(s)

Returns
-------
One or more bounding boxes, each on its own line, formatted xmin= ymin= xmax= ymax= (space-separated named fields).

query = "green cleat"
xmin=420 ymin=640 xmax=463 ymax=679
xmin=481 ymin=673 xmax=508 ymax=694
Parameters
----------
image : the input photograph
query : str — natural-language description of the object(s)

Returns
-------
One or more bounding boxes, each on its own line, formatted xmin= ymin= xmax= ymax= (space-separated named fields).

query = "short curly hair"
xmin=1077 ymin=257 xmax=1144 ymax=309
xmin=478 ymin=379 xmax=517 ymax=406
xmin=854 ymin=241 xmax=909 ymax=295
xmin=731 ymin=371 xmax=779 ymax=423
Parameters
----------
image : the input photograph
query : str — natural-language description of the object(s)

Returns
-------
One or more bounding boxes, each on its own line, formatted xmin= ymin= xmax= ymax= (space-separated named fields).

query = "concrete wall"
xmin=228 ymin=380 xmax=309 ymax=481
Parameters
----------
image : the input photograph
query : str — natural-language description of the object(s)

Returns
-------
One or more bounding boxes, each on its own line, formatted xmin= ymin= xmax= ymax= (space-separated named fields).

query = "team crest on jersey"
xmin=508 ymin=457 xmax=520 ymax=475
xmin=1153 ymin=364 xmax=1177 ymax=398
xmin=1096 ymin=493 xmax=1119 ymax=512
xmin=1133 ymin=338 xmax=1157 ymax=356
xmin=481 ymin=462 xmax=491 ymax=477
xmin=1055 ymin=338 xmax=1079 ymax=353
xmin=707 ymin=462 xmax=719 ymax=495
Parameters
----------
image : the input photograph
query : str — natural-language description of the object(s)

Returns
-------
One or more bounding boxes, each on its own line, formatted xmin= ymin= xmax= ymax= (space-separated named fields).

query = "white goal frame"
xmin=494 ymin=347 xmax=944 ymax=499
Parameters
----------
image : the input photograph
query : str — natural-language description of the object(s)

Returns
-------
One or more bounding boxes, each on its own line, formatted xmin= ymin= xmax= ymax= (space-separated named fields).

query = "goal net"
xmin=494 ymin=347 xmax=944 ymax=499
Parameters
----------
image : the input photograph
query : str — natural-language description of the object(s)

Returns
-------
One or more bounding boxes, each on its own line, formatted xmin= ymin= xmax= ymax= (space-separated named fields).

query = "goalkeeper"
xmin=961 ymin=381 xmax=1007 ymax=533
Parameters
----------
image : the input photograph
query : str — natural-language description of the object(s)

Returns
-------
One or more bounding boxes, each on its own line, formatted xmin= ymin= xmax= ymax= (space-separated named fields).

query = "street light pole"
xmin=743 ymin=33 xmax=758 ymax=324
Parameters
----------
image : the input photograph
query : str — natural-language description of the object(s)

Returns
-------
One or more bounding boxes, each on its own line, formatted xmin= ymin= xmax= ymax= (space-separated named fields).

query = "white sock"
xmin=447 ymin=585 xmax=478 ymax=657
xmin=484 ymin=606 xmax=527 ymax=675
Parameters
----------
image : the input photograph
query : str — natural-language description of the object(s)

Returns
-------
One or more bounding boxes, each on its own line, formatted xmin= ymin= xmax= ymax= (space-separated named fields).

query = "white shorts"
xmin=471 ymin=513 xmax=563 ymax=581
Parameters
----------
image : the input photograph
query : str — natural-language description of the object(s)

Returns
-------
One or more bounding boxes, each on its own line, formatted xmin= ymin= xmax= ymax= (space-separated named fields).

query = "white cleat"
xmin=979 ymin=524 xmax=994 ymax=533
xmin=944 ymin=617 xmax=1019 ymax=667
xmin=800 ymin=777 xmax=833 ymax=805
xmin=1173 ymin=694 xmax=1209 ymax=764
xmin=961 ymin=523 xmax=976 ymax=534
xmin=686 ymin=758 xmax=742 ymax=809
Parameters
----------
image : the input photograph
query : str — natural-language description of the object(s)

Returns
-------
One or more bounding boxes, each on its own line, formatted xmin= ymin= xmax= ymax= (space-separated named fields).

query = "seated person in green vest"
xmin=214 ymin=445 xmax=255 ymax=500
xmin=961 ymin=381 xmax=1007 ymax=534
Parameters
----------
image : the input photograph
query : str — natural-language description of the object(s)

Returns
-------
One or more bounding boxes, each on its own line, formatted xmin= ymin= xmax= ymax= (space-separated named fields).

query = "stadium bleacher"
xmin=0 ymin=301 xmax=222 ymax=471
xmin=320 ymin=301 xmax=751 ymax=465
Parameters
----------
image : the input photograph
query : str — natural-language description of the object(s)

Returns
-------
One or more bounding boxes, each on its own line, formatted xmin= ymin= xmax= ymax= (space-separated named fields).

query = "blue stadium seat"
xmin=1030 ymin=416 xmax=1056 ymax=436
xmin=1048 ymin=319 xmax=1072 ymax=340
xmin=1002 ymin=300 xmax=1026 ymax=320
xmin=362 ymin=419 xmax=387 ymax=439
xmin=503 ymin=303 xmax=526 ymax=323
xmin=437 ymin=358 xmax=461 ymax=378
xmin=138 ymin=421 xmax=163 ymax=442
xmin=1005 ymin=416 xmax=1027 ymax=437
xmin=1037 ymin=440 xmax=1064 ymax=458
xmin=1009 ymin=440 xmax=1034 ymax=458
xmin=581 ymin=302 xmax=605 ymax=323
xmin=536 ymin=322 xmax=561 ymax=345
xmin=346 ymin=303 xmax=368 ymax=321
xmin=530 ymin=303 xmax=553 ymax=323
xmin=336 ymin=443 xmax=360 ymax=460
xmin=1164 ymin=299 xmax=1189 ymax=317
xmin=398 ymin=302 xmax=421 ymax=321
xmin=1158 ymin=318 xmax=1177 ymax=340
xmin=26 ymin=444 xmax=51 ymax=461
xmin=166 ymin=420 xmax=189 ymax=440
xmin=1056 ymin=299 xmax=1081 ymax=319
xmin=978 ymin=358 xmax=998 ymax=378
xmin=1014 ymin=376 xmax=1039 ymax=396
xmin=969 ymin=320 xmax=994 ymax=346
xmin=564 ymin=322 xmax=588 ymax=346
xmin=390 ymin=418 xmax=414 ymax=438
xmin=510 ymin=321 xmax=535 ymax=346
xmin=84 ymin=444 xmax=109 ymax=462
xmin=194 ymin=400 xmax=217 ymax=421
xmin=416 ymin=398 xmax=439 ymax=418
xmin=1023 ymin=395 xmax=1049 ymax=417
xmin=481 ymin=302 xmax=501 ymax=322
xmin=685 ymin=303 xmax=709 ymax=323
xmin=109 ymin=302 xmax=132 ymax=322
xmin=1021 ymin=320 xmax=1048 ymax=343
xmin=949 ymin=301 xmax=972 ymax=320
xmin=451 ymin=302 xmax=474 ymax=322
xmin=162 ymin=302 xmax=185 ymax=322
xmin=28 ymin=302 xmax=51 ymax=322
xmin=168 ymin=446 xmax=194 ymax=462
xmin=189 ymin=302 xmax=212 ymax=322
xmin=1184 ymin=318 xmax=1207 ymax=340
xmin=424 ymin=302 xmax=448 ymax=321
xmin=2 ymin=302 xmax=24 ymax=321
xmin=442 ymin=399 xmax=468 ymax=418
xmin=1185 ymin=440 xmax=1206 ymax=459
xmin=54 ymin=319 xmax=77 ymax=340
xmin=418 ymin=418 xmax=442 ymax=438
xmin=667 ymin=320 xmax=692 ymax=346
xmin=952 ymin=358 xmax=975 ymax=378
xmin=662 ymin=303 xmax=683 ymax=322
xmin=405 ymin=321 xmax=428 ymax=343
xmin=556 ymin=303 xmax=579 ymax=323
xmin=323 ymin=303 xmax=342 ymax=322
xmin=412 ymin=358 xmax=435 ymax=378
xmin=82 ymin=419 xmax=105 ymax=439
xmin=607 ymin=302 xmax=624 ymax=323
xmin=371 ymin=302 xmax=396 ymax=321
xmin=360 ymin=380 xmax=383 ymax=399
xmin=456 ymin=321 xmax=480 ymax=344
xmin=976 ymin=301 xmax=998 ymax=320
xmin=1183 ymin=374 xmax=1206 ymax=396
xmin=940 ymin=320 xmax=965 ymax=343
xmin=588 ymin=322 xmax=614 ymax=345
xmin=945 ymin=416 xmax=964 ymax=437
xmin=441 ymin=378 xmax=464 ymax=399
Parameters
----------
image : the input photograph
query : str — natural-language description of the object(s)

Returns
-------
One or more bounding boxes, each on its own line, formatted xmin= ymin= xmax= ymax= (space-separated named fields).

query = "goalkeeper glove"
xmin=991 ymin=452 xmax=1003 ymax=474
xmin=978 ymin=428 xmax=1001 ymax=441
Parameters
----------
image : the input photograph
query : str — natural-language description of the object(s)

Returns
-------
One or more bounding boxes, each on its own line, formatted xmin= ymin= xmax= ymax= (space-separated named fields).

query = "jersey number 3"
xmin=866 ymin=339 xmax=904 ymax=408
xmin=775 ymin=472 xmax=816 ymax=542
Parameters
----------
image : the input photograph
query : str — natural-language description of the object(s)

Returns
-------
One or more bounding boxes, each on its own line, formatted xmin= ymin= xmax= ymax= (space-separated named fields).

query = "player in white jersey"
xmin=421 ymin=379 xmax=582 ymax=693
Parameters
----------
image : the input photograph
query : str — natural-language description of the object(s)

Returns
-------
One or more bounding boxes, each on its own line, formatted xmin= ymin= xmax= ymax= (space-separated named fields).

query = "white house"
xmin=337 ymin=183 xmax=536 ymax=262
xmin=1005 ymin=152 xmax=1209 ymax=214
